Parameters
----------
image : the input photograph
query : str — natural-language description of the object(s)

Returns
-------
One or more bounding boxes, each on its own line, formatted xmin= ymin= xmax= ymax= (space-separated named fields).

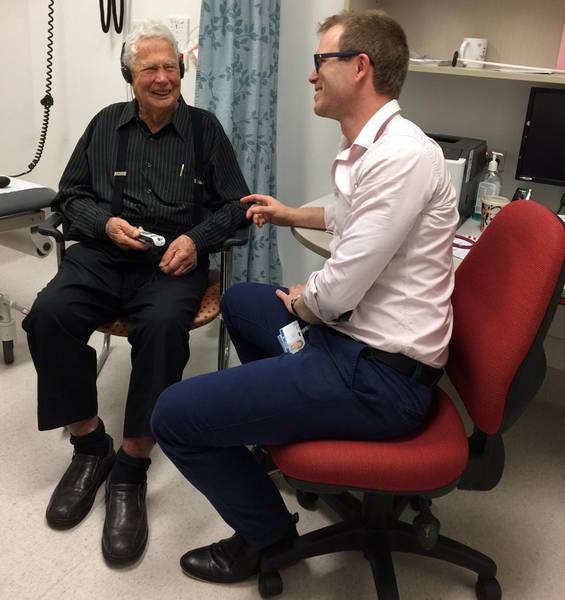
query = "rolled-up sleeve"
xmin=324 ymin=202 xmax=336 ymax=233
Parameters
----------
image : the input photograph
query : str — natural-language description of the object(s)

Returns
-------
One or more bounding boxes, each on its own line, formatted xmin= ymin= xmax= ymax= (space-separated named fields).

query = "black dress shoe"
xmin=102 ymin=481 xmax=148 ymax=565
xmin=180 ymin=532 xmax=261 ymax=583
xmin=45 ymin=436 xmax=115 ymax=529
xmin=180 ymin=524 xmax=298 ymax=584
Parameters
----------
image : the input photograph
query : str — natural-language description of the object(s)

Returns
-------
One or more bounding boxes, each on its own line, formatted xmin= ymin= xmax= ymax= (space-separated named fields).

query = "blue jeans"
xmin=151 ymin=283 xmax=431 ymax=548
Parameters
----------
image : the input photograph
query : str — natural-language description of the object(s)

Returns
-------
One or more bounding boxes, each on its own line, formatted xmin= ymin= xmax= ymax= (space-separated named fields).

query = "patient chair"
xmin=37 ymin=212 xmax=248 ymax=372
xmin=259 ymin=200 xmax=565 ymax=599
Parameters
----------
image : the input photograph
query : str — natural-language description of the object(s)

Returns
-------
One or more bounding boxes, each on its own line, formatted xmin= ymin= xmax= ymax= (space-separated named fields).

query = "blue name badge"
xmin=277 ymin=321 xmax=306 ymax=354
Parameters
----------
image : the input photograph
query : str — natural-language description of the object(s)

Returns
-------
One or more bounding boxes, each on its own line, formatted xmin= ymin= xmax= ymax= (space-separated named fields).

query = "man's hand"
xmin=276 ymin=283 xmax=322 ymax=324
xmin=275 ymin=283 xmax=306 ymax=315
xmin=159 ymin=234 xmax=197 ymax=276
xmin=241 ymin=194 xmax=326 ymax=230
xmin=105 ymin=217 xmax=150 ymax=251
xmin=241 ymin=194 xmax=296 ymax=228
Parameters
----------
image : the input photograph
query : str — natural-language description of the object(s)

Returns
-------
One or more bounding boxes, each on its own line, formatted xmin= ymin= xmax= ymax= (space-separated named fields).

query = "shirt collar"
xmin=117 ymin=95 xmax=190 ymax=140
xmin=336 ymin=99 xmax=401 ymax=159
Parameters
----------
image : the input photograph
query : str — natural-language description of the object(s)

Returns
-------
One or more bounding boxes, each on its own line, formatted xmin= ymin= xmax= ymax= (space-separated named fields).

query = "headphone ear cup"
xmin=121 ymin=64 xmax=132 ymax=83
xmin=120 ymin=43 xmax=132 ymax=84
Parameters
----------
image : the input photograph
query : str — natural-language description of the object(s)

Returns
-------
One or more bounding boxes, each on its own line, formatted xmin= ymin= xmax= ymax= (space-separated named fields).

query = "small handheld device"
xmin=0 ymin=175 xmax=11 ymax=188
xmin=138 ymin=230 xmax=166 ymax=247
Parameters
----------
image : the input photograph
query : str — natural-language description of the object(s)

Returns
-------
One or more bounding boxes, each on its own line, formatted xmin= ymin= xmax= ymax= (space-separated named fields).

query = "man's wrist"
xmin=290 ymin=294 xmax=302 ymax=316
xmin=290 ymin=294 xmax=322 ymax=325
xmin=103 ymin=217 xmax=114 ymax=237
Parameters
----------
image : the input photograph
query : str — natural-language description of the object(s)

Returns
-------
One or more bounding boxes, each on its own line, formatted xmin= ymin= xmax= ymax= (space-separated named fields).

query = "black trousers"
xmin=22 ymin=240 xmax=209 ymax=437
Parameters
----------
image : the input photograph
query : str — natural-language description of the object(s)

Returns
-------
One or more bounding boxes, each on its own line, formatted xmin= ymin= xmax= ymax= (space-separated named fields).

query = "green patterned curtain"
xmin=196 ymin=0 xmax=282 ymax=284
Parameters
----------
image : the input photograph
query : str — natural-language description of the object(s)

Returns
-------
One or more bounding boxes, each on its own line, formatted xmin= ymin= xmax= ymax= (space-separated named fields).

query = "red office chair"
xmin=259 ymin=201 xmax=565 ymax=599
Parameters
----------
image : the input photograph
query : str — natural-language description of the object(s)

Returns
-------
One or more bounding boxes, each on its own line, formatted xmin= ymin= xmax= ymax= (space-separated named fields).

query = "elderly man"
xmin=23 ymin=21 xmax=248 ymax=565
xmin=151 ymin=9 xmax=458 ymax=585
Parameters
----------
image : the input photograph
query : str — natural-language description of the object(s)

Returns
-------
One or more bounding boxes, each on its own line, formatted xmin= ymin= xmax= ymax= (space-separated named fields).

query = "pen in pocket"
xmin=179 ymin=163 xmax=185 ymax=177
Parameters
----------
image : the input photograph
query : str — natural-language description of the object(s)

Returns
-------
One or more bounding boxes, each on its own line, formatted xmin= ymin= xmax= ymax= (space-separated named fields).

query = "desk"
xmin=0 ymin=183 xmax=56 ymax=364
xmin=291 ymin=193 xmax=333 ymax=259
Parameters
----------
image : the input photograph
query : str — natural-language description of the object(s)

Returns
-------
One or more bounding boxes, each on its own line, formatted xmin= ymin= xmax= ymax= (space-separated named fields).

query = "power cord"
xmin=11 ymin=0 xmax=54 ymax=178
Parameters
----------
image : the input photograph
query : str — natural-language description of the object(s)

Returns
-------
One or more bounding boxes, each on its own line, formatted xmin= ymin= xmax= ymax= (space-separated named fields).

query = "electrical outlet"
xmin=167 ymin=16 xmax=190 ymax=50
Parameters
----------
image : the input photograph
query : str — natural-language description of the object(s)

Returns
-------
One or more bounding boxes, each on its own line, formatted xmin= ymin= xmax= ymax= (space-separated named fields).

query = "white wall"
xmin=0 ymin=0 xmax=201 ymax=190
xmin=276 ymin=0 xmax=344 ymax=285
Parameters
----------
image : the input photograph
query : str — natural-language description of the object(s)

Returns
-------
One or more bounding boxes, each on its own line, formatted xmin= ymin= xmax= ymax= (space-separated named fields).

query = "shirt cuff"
xmin=184 ymin=226 xmax=207 ymax=256
xmin=95 ymin=214 xmax=112 ymax=239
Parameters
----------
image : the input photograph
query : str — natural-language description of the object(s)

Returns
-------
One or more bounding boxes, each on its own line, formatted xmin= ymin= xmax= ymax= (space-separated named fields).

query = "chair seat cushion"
xmin=97 ymin=280 xmax=221 ymax=336
xmin=269 ymin=388 xmax=469 ymax=494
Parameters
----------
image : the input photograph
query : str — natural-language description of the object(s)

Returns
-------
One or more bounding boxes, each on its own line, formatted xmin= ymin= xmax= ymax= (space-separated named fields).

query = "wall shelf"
xmin=409 ymin=64 xmax=565 ymax=86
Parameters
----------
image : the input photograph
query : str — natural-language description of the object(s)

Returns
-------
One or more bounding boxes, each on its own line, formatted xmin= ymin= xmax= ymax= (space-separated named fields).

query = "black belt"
xmin=367 ymin=347 xmax=443 ymax=387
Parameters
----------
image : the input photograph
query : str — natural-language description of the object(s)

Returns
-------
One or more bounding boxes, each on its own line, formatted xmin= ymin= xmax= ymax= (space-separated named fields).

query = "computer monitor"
xmin=515 ymin=87 xmax=565 ymax=187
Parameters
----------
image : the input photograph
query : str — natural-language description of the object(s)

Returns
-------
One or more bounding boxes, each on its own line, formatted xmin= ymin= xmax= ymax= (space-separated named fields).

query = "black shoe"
xmin=180 ymin=523 xmax=298 ymax=584
xmin=102 ymin=481 xmax=148 ymax=566
xmin=180 ymin=532 xmax=261 ymax=583
xmin=45 ymin=436 xmax=115 ymax=529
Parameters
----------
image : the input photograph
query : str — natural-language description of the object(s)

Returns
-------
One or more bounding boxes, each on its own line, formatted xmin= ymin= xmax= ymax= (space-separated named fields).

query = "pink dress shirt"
xmin=302 ymin=100 xmax=459 ymax=368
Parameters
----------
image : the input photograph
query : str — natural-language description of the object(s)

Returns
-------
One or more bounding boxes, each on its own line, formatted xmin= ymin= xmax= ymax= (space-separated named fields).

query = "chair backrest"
xmin=447 ymin=201 xmax=565 ymax=435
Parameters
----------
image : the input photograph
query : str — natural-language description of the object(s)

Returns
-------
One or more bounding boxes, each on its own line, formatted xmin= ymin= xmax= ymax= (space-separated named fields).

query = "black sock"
xmin=70 ymin=419 xmax=110 ymax=458
xmin=110 ymin=448 xmax=151 ymax=485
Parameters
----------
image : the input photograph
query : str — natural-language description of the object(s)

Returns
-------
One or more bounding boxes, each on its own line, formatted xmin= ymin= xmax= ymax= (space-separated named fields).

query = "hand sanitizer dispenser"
xmin=473 ymin=152 xmax=503 ymax=221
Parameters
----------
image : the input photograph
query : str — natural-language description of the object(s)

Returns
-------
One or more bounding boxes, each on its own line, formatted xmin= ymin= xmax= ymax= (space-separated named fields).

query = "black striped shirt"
xmin=52 ymin=96 xmax=249 ymax=255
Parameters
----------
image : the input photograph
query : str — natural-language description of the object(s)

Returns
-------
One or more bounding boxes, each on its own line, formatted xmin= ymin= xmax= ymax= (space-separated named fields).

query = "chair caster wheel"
xmin=258 ymin=571 xmax=283 ymax=598
xmin=296 ymin=490 xmax=318 ymax=510
xmin=475 ymin=576 xmax=501 ymax=600
xmin=413 ymin=511 xmax=440 ymax=551
xmin=3 ymin=340 xmax=14 ymax=364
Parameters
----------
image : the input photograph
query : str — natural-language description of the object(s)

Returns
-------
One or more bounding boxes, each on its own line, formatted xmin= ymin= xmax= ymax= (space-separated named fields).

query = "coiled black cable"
xmin=11 ymin=0 xmax=54 ymax=177
xmin=100 ymin=0 xmax=112 ymax=33
xmin=100 ymin=0 xmax=124 ymax=34
xmin=112 ymin=0 xmax=124 ymax=34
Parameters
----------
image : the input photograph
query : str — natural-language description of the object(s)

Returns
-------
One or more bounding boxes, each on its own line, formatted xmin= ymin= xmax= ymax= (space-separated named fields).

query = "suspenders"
xmin=111 ymin=126 xmax=129 ymax=216
xmin=189 ymin=106 xmax=204 ymax=224
xmin=112 ymin=106 xmax=205 ymax=224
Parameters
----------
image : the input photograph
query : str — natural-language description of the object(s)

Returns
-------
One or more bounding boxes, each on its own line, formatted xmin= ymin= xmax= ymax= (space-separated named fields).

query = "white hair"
xmin=122 ymin=21 xmax=179 ymax=68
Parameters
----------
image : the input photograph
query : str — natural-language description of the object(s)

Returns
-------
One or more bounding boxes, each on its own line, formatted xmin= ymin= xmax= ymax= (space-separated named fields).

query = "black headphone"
xmin=120 ymin=42 xmax=185 ymax=84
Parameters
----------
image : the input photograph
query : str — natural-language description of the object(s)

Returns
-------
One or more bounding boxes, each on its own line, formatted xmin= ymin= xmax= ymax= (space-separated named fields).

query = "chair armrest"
xmin=37 ymin=212 xmax=64 ymax=243
xmin=221 ymin=225 xmax=249 ymax=251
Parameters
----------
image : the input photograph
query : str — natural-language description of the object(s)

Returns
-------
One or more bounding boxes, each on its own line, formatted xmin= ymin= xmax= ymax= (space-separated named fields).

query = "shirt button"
xmin=146 ymin=161 xmax=152 ymax=168
xmin=146 ymin=187 xmax=152 ymax=194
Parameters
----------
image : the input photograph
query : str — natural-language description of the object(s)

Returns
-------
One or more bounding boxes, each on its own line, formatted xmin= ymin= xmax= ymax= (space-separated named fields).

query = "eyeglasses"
xmin=313 ymin=51 xmax=362 ymax=73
